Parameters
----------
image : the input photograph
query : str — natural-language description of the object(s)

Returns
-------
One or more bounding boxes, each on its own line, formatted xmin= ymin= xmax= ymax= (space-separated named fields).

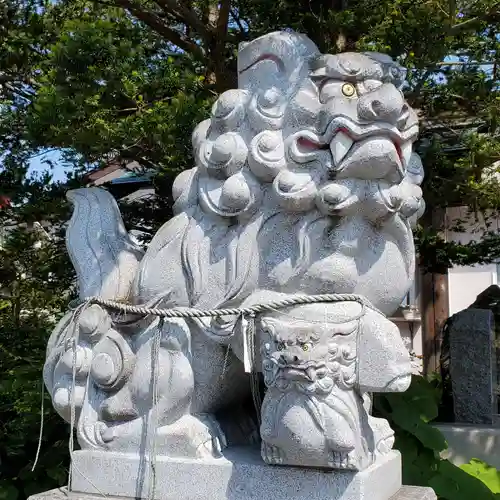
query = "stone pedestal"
xmin=29 ymin=485 xmax=436 ymax=500
xmin=47 ymin=447 xmax=437 ymax=500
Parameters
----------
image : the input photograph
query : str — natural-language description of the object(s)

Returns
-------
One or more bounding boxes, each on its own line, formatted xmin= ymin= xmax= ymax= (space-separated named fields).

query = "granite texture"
xmin=41 ymin=29 xmax=424 ymax=497
xmin=29 ymin=484 xmax=436 ymax=500
xmin=449 ymin=308 xmax=496 ymax=424
xmin=390 ymin=487 xmax=437 ymax=500
xmin=68 ymin=447 xmax=403 ymax=500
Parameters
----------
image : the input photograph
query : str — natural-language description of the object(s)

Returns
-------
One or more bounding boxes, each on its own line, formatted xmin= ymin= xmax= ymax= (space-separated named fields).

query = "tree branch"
xmin=153 ymin=0 xmax=209 ymax=40
xmin=448 ymin=0 xmax=456 ymax=23
xmin=91 ymin=0 xmax=116 ymax=7
xmin=405 ymin=69 xmax=433 ymax=103
xmin=449 ymin=2 xmax=500 ymax=34
xmin=216 ymin=0 xmax=231 ymax=41
xmin=2 ymin=82 xmax=36 ymax=102
xmin=112 ymin=0 xmax=205 ymax=60
xmin=230 ymin=8 xmax=245 ymax=32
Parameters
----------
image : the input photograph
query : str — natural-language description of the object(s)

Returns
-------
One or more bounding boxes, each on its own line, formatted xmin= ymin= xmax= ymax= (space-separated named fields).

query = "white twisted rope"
xmin=72 ymin=293 xmax=376 ymax=319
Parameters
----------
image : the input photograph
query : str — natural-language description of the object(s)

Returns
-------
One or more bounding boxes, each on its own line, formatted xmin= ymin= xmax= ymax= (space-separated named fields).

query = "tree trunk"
xmin=203 ymin=1 xmax=236 ymax=93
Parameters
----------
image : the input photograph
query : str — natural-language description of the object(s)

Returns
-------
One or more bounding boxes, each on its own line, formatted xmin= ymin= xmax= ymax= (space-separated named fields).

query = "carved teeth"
xmin=330 ymin=131 xmax=353 ymax=166
xmin=400 ymin=141 xmax=413 ymax=167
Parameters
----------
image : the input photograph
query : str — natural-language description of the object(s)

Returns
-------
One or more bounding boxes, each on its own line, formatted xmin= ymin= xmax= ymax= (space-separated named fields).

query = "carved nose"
xmin=358 ymin=84 xmax=405 ymax=126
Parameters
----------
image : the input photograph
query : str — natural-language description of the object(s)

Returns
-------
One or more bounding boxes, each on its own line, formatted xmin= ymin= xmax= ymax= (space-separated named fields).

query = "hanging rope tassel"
xmin=148 ymin=317 xmax=164 ymax=500
xmin=68 ymin=302 xmax=86 ymax=495
xmin=246 ymin=312 xmax=262 ymax=426
xmin=31 ymin=380 xmax=45 ymax=472
xmin=66 ymin=301 xmax=109 ymax=498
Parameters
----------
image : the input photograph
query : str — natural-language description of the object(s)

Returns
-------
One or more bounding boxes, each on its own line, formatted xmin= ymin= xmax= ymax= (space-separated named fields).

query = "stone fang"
xmin=330 ymin=131 xmax=354 ymax=166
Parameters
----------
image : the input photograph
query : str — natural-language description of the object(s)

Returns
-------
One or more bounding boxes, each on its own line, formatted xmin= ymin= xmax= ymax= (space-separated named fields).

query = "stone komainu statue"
xmin=43 ymin=30 xmax=424 ymax=489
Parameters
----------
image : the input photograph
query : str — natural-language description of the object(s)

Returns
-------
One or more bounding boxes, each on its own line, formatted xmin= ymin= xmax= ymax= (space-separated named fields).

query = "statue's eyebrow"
xmin=309 ymin=54 xmax=387 ymax=82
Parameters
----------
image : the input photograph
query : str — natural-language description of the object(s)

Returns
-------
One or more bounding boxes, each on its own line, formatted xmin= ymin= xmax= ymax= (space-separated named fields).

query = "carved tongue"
xmin=335 ymin=137 xmax=403 ymax=182
xmin=330 ymin=131 xmax=354 ymax=167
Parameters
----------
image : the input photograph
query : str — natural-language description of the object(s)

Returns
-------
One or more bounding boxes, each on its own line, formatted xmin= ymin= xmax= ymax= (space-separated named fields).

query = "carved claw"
xmin=197 ymin=413 xmax=228 ymax=456
xmin=327 ymin=451 xmax=357 ymax=470
xmin=261 ymin=441 xmax=284 ymax=465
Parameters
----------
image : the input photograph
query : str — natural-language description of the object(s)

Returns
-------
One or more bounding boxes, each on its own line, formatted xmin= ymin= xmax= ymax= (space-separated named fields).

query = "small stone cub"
xmin=258 ymin=303 xmax=370 ymax=470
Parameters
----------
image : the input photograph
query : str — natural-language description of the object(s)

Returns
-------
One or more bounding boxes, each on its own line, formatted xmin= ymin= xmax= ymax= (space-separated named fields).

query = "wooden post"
xmin=420 ymin=208 xmax=450 ymax=375
xmin=421 ymin=270 xmax=449 ymax=374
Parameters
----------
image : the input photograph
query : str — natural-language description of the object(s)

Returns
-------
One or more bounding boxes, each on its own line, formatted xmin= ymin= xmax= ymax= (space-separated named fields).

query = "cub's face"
xmin=260 ymin=312 xmax=359 ymax=394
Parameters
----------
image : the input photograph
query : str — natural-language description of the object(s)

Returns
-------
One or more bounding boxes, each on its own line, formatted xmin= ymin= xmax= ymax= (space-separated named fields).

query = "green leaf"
xmin=387 ymin=402 xmax=447 ymax=451
xmin=46 ymin=467 xmax=68 ymax=485
xmin=396 ymin=433 xmax=439 ymax=486
xmin=385 ymin=375 xmax=440 ymax=422
xmin=460 ymin=459 xmax=500 ymax=493
xmin=0 ymin=483 xmax=19 ymax=500
xmin=430 ymin=460 xmax=498 ymax=500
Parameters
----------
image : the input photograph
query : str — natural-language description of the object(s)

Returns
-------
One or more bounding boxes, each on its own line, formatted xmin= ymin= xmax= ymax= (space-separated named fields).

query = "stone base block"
xmin=29 ymin=485 xmax=436 ymax=500
xmin=53 ymin=447 xmax=435 ymax=500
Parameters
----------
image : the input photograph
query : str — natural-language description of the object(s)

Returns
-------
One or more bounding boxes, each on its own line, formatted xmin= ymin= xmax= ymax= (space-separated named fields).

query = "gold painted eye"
xmin=302 ymin=343 xmax=311 ymax=352
xmin=342 ymin=83 xmax=357 ymax=98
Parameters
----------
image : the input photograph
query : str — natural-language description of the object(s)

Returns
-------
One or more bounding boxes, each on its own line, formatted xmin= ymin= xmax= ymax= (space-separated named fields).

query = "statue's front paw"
xmin=196 ymin=413 xmax=228 ymax=456
xmin=384 ymin=374 xmax=411 ymax=392
xmin=46 ymin=304 xmax=127 ymax=424
xmin=327 ymin=451 xmax=357 ymax=470
xmin=261 ymin=441 xmax=284 ymax=465
xmin=368 ymin=415 xmax=395 ymax=455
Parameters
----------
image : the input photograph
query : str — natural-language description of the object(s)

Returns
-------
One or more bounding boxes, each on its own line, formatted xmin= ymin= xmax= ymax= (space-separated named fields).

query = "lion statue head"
xmin=138 ymin=31 xmax=424 ymax=316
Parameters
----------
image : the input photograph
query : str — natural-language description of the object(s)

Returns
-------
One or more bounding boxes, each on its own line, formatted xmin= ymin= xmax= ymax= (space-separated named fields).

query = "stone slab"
xmin=67 ymin=447 xmax=405 ymax=500
xmin=390 ymin=487 xmax=436 ymax=500
xmin=449 ymin=308 xmax=496 ymax=425
xmin=29 ymin=485 xmax=436 ymax=500
xmin=434 ymin=423 xmax=500 ymax=468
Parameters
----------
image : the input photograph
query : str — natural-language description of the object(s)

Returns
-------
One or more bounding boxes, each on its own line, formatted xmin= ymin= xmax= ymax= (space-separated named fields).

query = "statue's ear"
xmin=237 ymin=31 xmax=319 ymax=96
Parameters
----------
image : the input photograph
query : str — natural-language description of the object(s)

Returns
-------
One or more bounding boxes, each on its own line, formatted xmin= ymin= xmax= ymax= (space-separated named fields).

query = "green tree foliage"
xmin=3 ymin=1 xmax=500 ymax=499
xmin=3 ymin=0 xmax=500 ymax=262
xmin=0 ymin=175 xmax=78 ymax=500
xmin=460 ymin=459 xmax=500 ymax=494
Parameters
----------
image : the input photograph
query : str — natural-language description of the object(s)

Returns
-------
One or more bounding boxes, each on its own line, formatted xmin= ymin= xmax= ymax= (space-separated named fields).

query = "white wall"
xmin=446 ymin=207 xmax=500 ymax=315
xmin=448 ymin=264 xmax=497 ymax=315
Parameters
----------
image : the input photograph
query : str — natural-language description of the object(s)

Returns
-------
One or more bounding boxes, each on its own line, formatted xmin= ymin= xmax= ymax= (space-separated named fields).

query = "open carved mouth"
xmin=289 ymin=118 xmax=418 ymax=179
xmin=281 ymin=364 xmax=328 ymax=382
xmin=328 ymin=127 xmax=408 ymax=167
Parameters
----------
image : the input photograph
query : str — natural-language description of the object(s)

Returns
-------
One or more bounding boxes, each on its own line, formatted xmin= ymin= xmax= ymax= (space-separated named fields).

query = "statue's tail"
xmin=66 ymin=187 xmax=144 ymax=301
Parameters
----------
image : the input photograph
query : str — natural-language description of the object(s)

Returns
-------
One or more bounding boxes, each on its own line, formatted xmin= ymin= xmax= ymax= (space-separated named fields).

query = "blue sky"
xmin=28 ymin=149 xmax=68 ymax=181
